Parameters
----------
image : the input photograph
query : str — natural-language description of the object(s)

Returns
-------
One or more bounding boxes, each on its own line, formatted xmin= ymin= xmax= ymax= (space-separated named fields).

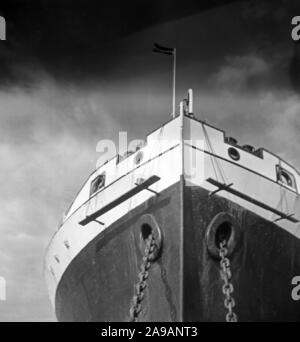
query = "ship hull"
xmin=55 ymin=182 xmax=300 ymax=322
xmin=183 ymin=185 xmax=300 ymax=322
xmin=55 ymin=181 xmax=183 ymax=322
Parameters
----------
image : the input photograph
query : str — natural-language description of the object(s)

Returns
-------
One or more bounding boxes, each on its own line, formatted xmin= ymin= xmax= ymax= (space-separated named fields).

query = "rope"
xmin=202 ymin=124 xmax=228 ymax=185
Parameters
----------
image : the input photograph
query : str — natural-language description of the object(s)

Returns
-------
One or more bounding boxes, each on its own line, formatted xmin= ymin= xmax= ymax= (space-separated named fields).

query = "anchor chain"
xmin=129 ymin=232 xmax=156 ymax=322
xmin=219 ymin=240 xmax=238 ymax=322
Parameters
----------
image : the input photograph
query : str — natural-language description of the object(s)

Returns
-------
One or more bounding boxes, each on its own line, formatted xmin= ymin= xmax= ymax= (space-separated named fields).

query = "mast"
xmin=152 ymin=43 xmax=176 ymax=118
xmin=172 ymin=48 xmax=177 ymax=118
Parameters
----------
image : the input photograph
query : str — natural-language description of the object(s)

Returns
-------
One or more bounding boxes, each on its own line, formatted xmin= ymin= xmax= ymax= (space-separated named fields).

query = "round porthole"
xmin=134 ymin=151 xmax=143 ymax=165
xmin=228 ymin=147 xmax=240 ymax=161
xmin=279 ymin=170 xmax=293 ymax=187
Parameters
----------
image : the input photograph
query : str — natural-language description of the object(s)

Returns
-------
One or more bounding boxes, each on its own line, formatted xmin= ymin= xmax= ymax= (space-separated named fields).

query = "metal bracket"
xmin=273 ymin=213 xmax=295 ymax=223
xmin=209 ymin=182 xmax=234 ymax=197
xmin=134 ymin=182 xmax=160 ymax=196
xmin=94 ymin=219 xmax=105 ymax=226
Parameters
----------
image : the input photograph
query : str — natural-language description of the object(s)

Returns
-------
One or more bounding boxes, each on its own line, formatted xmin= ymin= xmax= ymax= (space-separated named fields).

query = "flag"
xmin=152 ymin=43 xmax=174 ymax=56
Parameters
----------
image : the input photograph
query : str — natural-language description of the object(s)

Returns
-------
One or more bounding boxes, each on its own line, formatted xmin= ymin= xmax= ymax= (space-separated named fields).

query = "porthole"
xmin=280 ymin=171 xmax=293 ymax=187
xmin=228 ymin=147 xmax=240 ymax=161
xmin=90 ymin=172 xmax=106 ymax=196
xmin=276 ymin=165 xmax=296 ymax=190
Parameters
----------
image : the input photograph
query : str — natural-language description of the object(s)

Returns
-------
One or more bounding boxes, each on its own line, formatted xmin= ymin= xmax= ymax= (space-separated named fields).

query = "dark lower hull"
xmin=55 ymin=181 xmax=300 ymax=322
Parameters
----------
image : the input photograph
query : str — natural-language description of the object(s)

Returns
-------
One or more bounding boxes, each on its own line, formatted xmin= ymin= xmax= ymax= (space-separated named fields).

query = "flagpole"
xmin=152 ymin=43 xmax=176 ymax=118
xmin=172 ymin=48 xmax=176 ymax=118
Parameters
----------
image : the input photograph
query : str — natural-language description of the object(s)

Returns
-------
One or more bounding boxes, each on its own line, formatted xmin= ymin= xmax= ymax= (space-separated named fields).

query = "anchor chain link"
xmin=219 ymin=240 xmax=238 ymax=322
xmin=129 ymin=232 xmax=156 ymax=322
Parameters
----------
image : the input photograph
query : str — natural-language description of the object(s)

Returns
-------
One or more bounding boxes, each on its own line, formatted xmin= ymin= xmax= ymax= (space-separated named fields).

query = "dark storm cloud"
xmin=1 ymin=0 xmax=300 ymax=91
xmin=0 ymin=0 xmax=240 ymax=86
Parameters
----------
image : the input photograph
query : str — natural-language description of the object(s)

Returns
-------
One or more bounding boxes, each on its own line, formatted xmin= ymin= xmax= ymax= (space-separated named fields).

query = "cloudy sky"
xmin=0 ymin=0 xmax=299 ymax=321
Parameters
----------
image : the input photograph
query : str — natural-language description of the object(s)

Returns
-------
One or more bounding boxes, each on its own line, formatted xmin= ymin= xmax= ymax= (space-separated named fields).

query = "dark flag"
xmin=152 ymin=43 xmax=174 ymax=55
